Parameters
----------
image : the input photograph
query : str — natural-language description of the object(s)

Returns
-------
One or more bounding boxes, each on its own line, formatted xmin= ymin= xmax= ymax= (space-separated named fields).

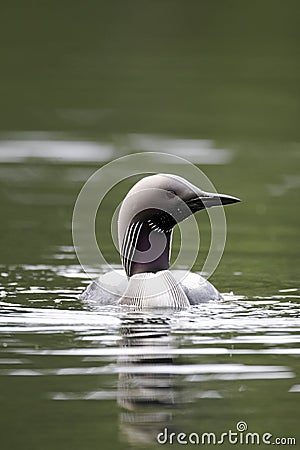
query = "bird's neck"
xmin=121 ymin=221 xmax=172 ymax=277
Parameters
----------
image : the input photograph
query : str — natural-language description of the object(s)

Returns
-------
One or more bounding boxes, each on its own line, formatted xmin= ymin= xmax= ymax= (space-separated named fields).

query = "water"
xmin=0 ymin=151 xmax=299 ymax=449
xmin=0 ymin=291 xmax=299 ymax=448
xmin=1 ymin=1 xmax=300 ymax=449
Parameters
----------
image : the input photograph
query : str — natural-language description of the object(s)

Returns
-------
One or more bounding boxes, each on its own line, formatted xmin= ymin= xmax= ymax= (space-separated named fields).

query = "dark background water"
xmin=0 ymin=1 xmax=299 ymax=449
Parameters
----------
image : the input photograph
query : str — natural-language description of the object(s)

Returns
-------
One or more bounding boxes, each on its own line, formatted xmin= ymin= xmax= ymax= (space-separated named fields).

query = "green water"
xmin=0 ymin=1 xmax=299 ymax=449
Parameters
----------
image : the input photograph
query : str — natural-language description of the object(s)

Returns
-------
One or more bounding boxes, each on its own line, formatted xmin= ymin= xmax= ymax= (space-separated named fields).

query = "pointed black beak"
xmin=186 ymin=191 xmax=240 ymax=213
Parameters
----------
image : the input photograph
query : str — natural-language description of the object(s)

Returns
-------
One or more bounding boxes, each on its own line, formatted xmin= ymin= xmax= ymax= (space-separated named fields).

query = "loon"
xmin=80 ymin=174 xmax=240 ymax=308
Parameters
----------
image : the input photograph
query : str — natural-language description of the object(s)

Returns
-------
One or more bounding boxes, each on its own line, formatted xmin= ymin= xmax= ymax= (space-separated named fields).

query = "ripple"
xmin=0 ymin=295 xmax=299 ymax=338
xmin=9 ymin=347 xmax=300 ymax=357
xmin=0 ymin=363 xmax=293 ymax=379
xmin=0 ymin=132 xmax=233 ymax=165
xmin=0 ymin=304 xmax=120 ymax=334
xmin=50 ymin=390 xmax=117 ymax=401
xmin=289 ymin=384 xmax=300 ymax=393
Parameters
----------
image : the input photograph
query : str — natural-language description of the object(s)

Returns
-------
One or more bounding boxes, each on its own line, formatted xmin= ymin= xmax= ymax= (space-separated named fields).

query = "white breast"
xmin=119 ymin=270 xmax=190 ymax=309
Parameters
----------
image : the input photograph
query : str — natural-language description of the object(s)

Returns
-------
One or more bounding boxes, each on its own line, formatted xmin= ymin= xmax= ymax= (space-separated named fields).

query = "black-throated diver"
xmin=80 ymin=174 xmax=240 ymax=308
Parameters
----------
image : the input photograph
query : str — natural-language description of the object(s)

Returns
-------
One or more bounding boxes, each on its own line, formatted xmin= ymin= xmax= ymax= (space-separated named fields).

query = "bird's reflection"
xmin=117 ymin=312 xmax=178 ymax=445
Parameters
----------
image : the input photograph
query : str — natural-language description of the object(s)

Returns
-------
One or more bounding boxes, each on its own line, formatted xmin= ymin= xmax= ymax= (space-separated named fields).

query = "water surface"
xmin=0 ymin=1 xmax=300 ymax=448
xmin=0 ymin=147 xmax=299 ymax=449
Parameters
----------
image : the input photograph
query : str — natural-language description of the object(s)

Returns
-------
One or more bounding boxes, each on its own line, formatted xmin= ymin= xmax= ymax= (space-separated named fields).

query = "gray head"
xmin=118 ymin=173 xmax=240 ymax=277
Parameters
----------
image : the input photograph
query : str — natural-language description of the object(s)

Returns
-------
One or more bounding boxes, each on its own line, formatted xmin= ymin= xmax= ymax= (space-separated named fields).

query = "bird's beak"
xmin=186 ymin=191 xmax=240 ymax=212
